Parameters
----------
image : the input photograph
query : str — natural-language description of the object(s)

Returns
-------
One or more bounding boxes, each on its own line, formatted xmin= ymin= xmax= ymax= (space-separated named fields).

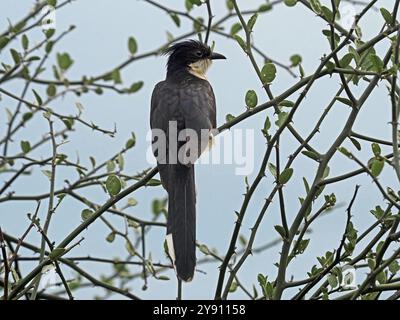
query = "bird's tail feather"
xmin=166 ymin=164 xmax=196 ymax=282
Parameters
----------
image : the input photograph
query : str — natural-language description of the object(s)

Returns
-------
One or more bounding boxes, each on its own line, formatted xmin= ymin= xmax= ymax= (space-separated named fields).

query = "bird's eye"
xmin=195 ymin=50 xmax=203 ymax=57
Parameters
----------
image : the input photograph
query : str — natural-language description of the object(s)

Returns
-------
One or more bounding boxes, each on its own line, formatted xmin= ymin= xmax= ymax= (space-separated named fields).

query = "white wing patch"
xmin=166 ymin=233 xmax=177 ymax=271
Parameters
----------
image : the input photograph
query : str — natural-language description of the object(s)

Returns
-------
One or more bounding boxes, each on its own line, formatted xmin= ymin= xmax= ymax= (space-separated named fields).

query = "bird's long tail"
xmin=166 ymin=164 xmax=196 ymax=282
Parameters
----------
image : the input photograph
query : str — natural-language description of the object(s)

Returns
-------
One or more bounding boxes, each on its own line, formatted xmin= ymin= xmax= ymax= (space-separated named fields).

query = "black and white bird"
xmin=150 ymin=40 xmax=226 ymax=281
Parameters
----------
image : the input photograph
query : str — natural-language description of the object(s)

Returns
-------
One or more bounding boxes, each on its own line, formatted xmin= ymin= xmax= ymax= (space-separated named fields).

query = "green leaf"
xmin=284 ymin=0 xmax=298 ymax=7
xmin=81 ymin=209 xmax=93 ymax=221
xmin=10 ymin=49 xmax=20 ymax=64
xmin=290 ymin=54 xmax=302 ymax=67
xmin=94 ymin=87 xmax=103 ymax=95
xmin=279 ymin=168 xmax=294 ymax=184
xmin=226 ymin=0 xmax=234 ymax=11
xmin=147 ymin=179 xmax=162 ymax=186
xmin=350 ymin=137 xmax=361 ymax=151
xmin=337 ymin=146 xmax=351 ymax=158
xmin=106 ymin=232 xmax=116 ymax=243
xmin=110 ymin=69 xmax=122 ymax=84
xmin=128 ymin=81 xmax=143 ymax=93
xmin=152 ymin=198 xmax=166 ymax=215
xmin=245 ymin=90 xmax=258 ymax=109
xmin=44 ymin=41 xmax=54 ymax=54
xmin=268 ymin=163 xmax=277 ymax=178
xmin=199 ymin=244 xmax=210 ymax=255
xmin=278 ymin=100 xmax=294 ymax=108
xmin=41 ymin=170 xmax=52 ymax=180
xmin=262 ymin=116 xmax=271 ymax=136
xmin=47 ymin=0 xmax=57 ymax=7
xmin=125 ymin=138 xmax=136 ymax=149
xmin=322 ymin=29 xmax=340 ymax=44
xmin=193 ymin=17 xmax=204 ymax=32
xmin=20 ymin=140 xmax=31 ymax=153
xmin=89 ymin=156 xmax=96 ymax=168
xmin=370 ymin=205 xmax=385 ymax=220
xmin=125 ymin=132 xmax=136 ymax=149
xmin=0 ymin=36 xmax=10 ymax=50
xmin=5 ymin=108 xmax=12 ymax=122
xmin=369 ymin=54 xmax=384 ymax=72
xmin=376 ymin=270 xmax=387 ymax=284
xmin=62 ymin=118 xmax=74 ymax=130
xmin=299 ymin=64 xmax=305 ymax=78
xmin=125 ymin=241 xmax=136 ymax=256
xmin=22 ymin=112 xmax=33 ymax=122
xmin=325 ymin=61 xmax=335 ymax=73
xmin=340 ymin=53 xmax=353 ymax=68
xmin=189 ymin=0 xmax=202 ymax=5
xmin=247 ymin=13 xmax=258 ymax=32
xmin=233 ymin=35 xmax=247 ymax=52
xmin=309 ymin=0 xmax=322 ymax=14
xmin=229 ymin=281 xmax=238 ymax=293
xmin=43 ymin=110 xmax=52 ymax=120
xmin=185 ymin=0 xmax=194 ymax=11
xmin=46 ymin=83 xmax=56 ymax=97
xmin=335 ymin=96 xmax=353 ymax=107
xmin=296 ymin=239 xmax=310 ymax=254
xmin=128 ymin=37 xmax=137 ymax=55
xmin=257 ymin=273 xmax=266 ymax=287
xmin=56 ymin=52 xmax=73 ymax=70
xmin=275 ymin=111 xmax=288 ymax=128
xmin=367 ymin=258 xmax=376 ymax=270
xmin=328 ymin=274 xmax=338 ymax=288
xmin=225 ymin=113 xmax=235 ymax=122
xmin=128 ymin=219 xmax=140 ymax=229
xmin=371 ymin=143 xmax=381 ymax=156
xmin=230 ymin=23 xmax=242 ymax=36
xmin=106 ymin=175 xmax=122 ymax=196
xmin=106 ymin=160 xmax=115 ymax=172
xmin=157 ymin=275 xmax=170 ymax=281
xmin=32 ymin=89 xmax=43 ymax=106
xmin=371 ymin=159 xmax=384 ymax=177
xmin=302 ymin=150 xmax=320 ymax=162
xmin=45 ymin=29 xmax=55 ymax=39
xmin=49 ymin=247 xmax=66 ymax=260
xmin=321 ymin=6 xmax=333 ymax=21
xmin=258 ymin=4 xmax=273 ymax=12
xmin=170 ymin=13 xmax=181 ymax=27
xmin=389 ymin=260 xmax=400 ymax=274
xmin=261 ymin=63 xmax=277 ymax=84
xmin=117 ymin=153 xmax=124 ymax=171
xmin=303 ymin=177 xmax=310 ymax=194
xmin=239 ymin=234 xmax=247 ymax=246
xmin=274 ymin=225 xmax=287 ymax=239
xmin=127 ymin=198 xmax=138 ymax=207
xmin=380 ymin=8 xmax=393 ymax=26
xmin=22 ymin=34 xmax=29 ymax=50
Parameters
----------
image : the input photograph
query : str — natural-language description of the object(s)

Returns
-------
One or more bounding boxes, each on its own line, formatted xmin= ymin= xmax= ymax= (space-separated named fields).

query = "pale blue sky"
xmin=0 ymin=0 xmax=397 ymax=299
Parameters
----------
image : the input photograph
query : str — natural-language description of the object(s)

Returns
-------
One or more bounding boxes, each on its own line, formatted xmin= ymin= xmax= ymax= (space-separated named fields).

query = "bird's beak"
xmin=210 ymin=52 xmax=226 ymax=60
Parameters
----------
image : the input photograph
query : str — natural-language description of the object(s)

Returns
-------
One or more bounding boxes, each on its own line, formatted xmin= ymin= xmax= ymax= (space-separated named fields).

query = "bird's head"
xmin=164 ymin=40 xmax=226 ymax=80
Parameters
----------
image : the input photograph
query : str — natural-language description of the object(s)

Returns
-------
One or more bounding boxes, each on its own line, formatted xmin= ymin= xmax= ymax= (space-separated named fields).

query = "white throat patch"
xmin=188 ymin=59 xmax=212 ymax=80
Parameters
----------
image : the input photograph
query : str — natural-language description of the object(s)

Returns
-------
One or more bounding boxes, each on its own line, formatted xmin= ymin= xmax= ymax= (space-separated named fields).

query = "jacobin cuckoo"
xmin=150 ymin=40 xmax=226 ymax=281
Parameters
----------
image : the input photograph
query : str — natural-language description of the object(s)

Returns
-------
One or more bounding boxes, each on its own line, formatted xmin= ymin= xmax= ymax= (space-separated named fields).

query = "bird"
xmin=150 ymin=40 xmax=226 ymax=282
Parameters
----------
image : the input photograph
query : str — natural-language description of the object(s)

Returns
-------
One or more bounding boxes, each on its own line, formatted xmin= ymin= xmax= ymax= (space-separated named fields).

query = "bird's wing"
xmin=178 ymin=79 xmax=216 ymax=163
xmin=180 ymin=79 xmax=216 ymax=130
